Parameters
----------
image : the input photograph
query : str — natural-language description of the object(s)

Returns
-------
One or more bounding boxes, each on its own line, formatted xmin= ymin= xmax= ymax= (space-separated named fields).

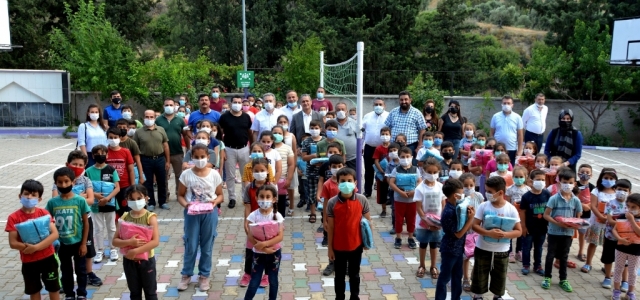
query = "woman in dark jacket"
xmin=544 ymin=109 xmax=583 ymax=173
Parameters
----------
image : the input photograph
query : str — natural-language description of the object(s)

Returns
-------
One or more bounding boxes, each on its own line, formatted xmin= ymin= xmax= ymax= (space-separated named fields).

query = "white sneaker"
xmin=93 ymin=251 xmax=103 ymax=263
xmin=110 ymin=249 xmax=119 ymax=261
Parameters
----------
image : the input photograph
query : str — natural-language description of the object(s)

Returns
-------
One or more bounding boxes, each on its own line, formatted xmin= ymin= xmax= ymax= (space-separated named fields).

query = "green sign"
xmin=236 ymin=71 xmax=255 ymax=88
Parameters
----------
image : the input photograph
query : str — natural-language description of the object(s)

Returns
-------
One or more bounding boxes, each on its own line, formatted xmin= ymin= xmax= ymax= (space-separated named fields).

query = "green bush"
xmin=281 ymin=36 xmax=323 ymax=96
xmin=405 ymin=72 xmax=446 ymax=114
xmin=585 ymin=133 xmax=611 ymax=147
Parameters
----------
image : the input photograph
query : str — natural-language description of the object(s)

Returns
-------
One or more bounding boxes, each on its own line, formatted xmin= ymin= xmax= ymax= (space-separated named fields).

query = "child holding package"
xmin=471 ymin=176 xmax=522 ymax=300
xmin=373 ymin=127 xmax=392 ymax=217
xmin=610 ymin=193 xmax=640 ymax=300
xmin=505 ymin=166 xmax=530 ymax=263
xmin=601 ymin=179 xmax=632 ymax=290
xmin=519 ymin=170 xmax=550 ymax=276
xmin=576 ymin=164 xmax=595 ymax=261
xmin=459 ymin=173 xmax=485 ymax=292
xmin=385 ymin=143 xmax=401 ymax=234
xmin=435 ymin=178 xmax=475 ymax=300
xmin=6 ymin=180 xmax=61 ymax=300
xmin=414 ymin=158 xmax=445 ymax=279
xmin=388 ymin=147 xmax=422 ymax=249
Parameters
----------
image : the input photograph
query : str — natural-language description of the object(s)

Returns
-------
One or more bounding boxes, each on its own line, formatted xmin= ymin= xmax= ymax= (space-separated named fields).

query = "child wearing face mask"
xmin=417 ymin=132 xmax=437 ymax=178
xmin=484 ymin=142 xmax=513 ymax=178
xmin=434 ymin=132 xmax=445 ymax=151
xmin=576 ymin=164 xmax=595 ymax=262
xmin=385 ymin=143 xmax=401 ymax=234
xmin=519 ymin=170 xmax=551 ymax=276
xmin=517 ymin=142 xmax=538 ymax=174
xmin=459 ymin=123 xmax=477 ymax=170
xmin=394 ymin=133 xmax=407 ymax=149
xmin=105 ymin=128 xmax=136 ymax=220
xmin=195 ymin=120 xmax=221 ymax=151
xmin=505 ymin=166 xmax=530 ymax=263
xmin=320 ymin=155 xmax=348 ymax=276
xmin=459 ymin=173 xmax=486 ymax=291
xmin=610 ymin=193 xmax=640 ymax=300
xmin=546 ymin=165 xmax=571 ymax=197
xmin=489 ymin=154 xmax=514 ymax=187
xmin=244 ymin=185 xmax=284 ymax=300
xmin=176 ymin=144 xmax=224 ymax=292
xmin=374 ymin=127 xmax=393 ymax=218
xmin=183 ymin=131 xmax=218 ymax=170
xmin=240 ymin=158 xmax=277 ymax=288
xmin=448 ymin=160 xmax=464 ymax=181
xmin=389 ymin=147 xmax=422 ymax=250
xmin=317 ymin=120 xmax=347 ymax=161
xmin=258 ymin=130 xmax=283 ymax=184
xmin=414 ymin=158 xmax=445 ymax=280
xmin=545 ymin=156 xmax=563 ymax=188
xmin=301 ymin=121 xmax=327 ymax=222
xmin=317 ymin=144 xmax=344 ymax=217
xmin=112 ymin=185 xmax=160 ymax=300
xmin=438 ymin=141 xmax=456 ymax=183
xmin=534 ymin=153 xmax=548 ymax=172
xmin=601 ymin=179 xmax=632 ymax=291
xmin=116 ymin=119 xmax=145 ymax=185
xmin=243 ymin=143 xmax=276 ymax=188
xmin=582 ymin=168 xmax=619 ymax=274
xmin=121 ymin=105 xmax=144 ymax=128
xmin=271 ymin=125 xmax=295 ymax=218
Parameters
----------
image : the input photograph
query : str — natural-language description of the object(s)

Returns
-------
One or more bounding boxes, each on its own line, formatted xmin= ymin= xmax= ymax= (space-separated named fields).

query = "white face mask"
xmin=122 ymin=112 xmax=132 ymax=120
xmin=463 ymin=187 xmax=474 ymax=196
xmin=144 ymin=119 xmax=155 ymax=127
xmin=486 ymin=192 xmax=498 ymax=203
xmin=211 ymin=131 xmax=218 ymax=137
xmin=195 ymin=139 xmax=209 ymax=145
xmin=502 ymin=104 xmax=512 ymax=113
xmin=524 ymin=149 xmax=533 ymax=155
xmin=309 ymin=129 xmax=321 ymax=137
xmin=399 ymin=157 xmax=412 ymax=167
xmin=199 ymin=127 xmax=212 ymax=134
xmin=128 ymin=199 xmax=146 ymax=211
xmin=281 ymin=124 xmax=289 ymax=131
xmin=89 ymin=113 xmax=100 ymax=121
xmin=423 ymin=173 xmax=438 ymax=183
xmin=388 ymin=151 xmax=399 ymax=160
xmin=231 ymin=103 xmax=242 ymax=112
xmin=465 ymin=130 xmax=474 ymax=137
xmin=107 ymin=138 xmax=120 ymax=147
xmin=319 ymin=111 xmax=327 ymax=117
xmin=127 ymin=128 xmax=136 ymax=137
xmin=253 ymin=172 xmax=267 ymax=181
xmin=336 ymin=111 xmax=347 ymax=119
xmin=193 ymin=158 xmax=207 ymax=169
xmin=164 ymin=106 xmax=174 ymax=115
xmin=449 ymin=170 xmax=462 ymax=179
xmin=380 ymin=135 xmax=391 ymax=143
xmin=258 ymin=200 xmax=273 ymax=210
xmin=264 ymin=102 xmax=274 ymax=110
xmin=616 ymin=190 xmax=629 ymax=201
xmin=535 ymin=162 xmax=545 ymax=169
xmin=560 ymin=183 xmax=574 ymax=193
xmin=533 ymin=180 xmax=546 ymax=191
xmin=331 ymin=168 xmax=340 ymax=176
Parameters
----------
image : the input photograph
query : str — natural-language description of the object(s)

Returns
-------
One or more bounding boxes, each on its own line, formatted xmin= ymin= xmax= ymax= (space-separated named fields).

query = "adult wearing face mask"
xmin=219 ymin=96 xmax=254 ymax=209
xmin=544 ymin=109 xmax=583 ymax=173
xmin=186 ymin=93 xmax=221 ymax=141
xmin=522 ymin=93 xmax=548 ymax=152
xmin=362 ymin=98 xmax=389 ymax=197
xmin=156 ymin=98 xmax=190 ymax=201
xmin=103 ymin=90 xmax=124 ymax=129
xmin=333 ymin=102 xmax=359 ymax=170
xmin=133 ymin=110 xmax=171 ymax=211
xmin=290 ymin=94 xmax=323 ymax=149
xmin=282 ymin=90 xmax=302 ymax=122
xmin=438 ymin=100 xmax=465 ymax=159
xmin=384 ymin=91 xmax=428 ymax=162
xmin=209 ymin=86 xmax=227 ymax=113
xmin=422 ymin=99 xmax=439 ymax=133
xmin=312 ymin=86 xmax=334 ymax=112
xmin=252 ymin=93 xmax=284 ymax=142
xmin=490 ymin=95 xmax=524 ymax=166
xmin=78 ymin=104 xmax=108 ymax=167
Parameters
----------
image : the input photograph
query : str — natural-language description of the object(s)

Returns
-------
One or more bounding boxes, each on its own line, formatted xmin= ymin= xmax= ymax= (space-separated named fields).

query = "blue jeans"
xmin=181 ymin=208 xmax=219 ymax=277
xmin=435 ymin=252 xmax=464 ymax=300
xmin=141 ymin=156 xmax=167 ymax=206
xmin=244 ymin=249 xmax=281 ymax=300
xmin=522 ymin=233 xmax=546 ymax=269
xmin=524 ymin=130 xmax=544 ymax=155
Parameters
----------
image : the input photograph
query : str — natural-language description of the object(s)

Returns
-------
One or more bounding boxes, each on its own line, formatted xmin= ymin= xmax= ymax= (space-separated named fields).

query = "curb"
xmin=581 ymin=145 xmax=640 ymax=153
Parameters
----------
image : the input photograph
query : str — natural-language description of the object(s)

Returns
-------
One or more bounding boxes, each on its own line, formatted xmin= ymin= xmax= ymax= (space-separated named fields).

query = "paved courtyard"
xmin=0 ymin=138 xmax=639 ymax=299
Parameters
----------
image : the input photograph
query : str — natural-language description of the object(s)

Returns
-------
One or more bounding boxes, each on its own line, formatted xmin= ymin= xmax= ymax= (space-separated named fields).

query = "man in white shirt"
xmin=362 ymin=98 xmax=389 ymax=197
xmin=521 ymin=93 xmax=548 ymax=152
xmin=251 ymin=93 xmax=284 ymax=141
xmin=281 ymin=90 xmax=302 ymax=122
xmin=490 ymin=95 xmax=524 ymax=166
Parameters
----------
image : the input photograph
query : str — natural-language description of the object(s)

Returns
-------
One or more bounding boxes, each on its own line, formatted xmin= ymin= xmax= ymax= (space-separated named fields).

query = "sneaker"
xmin=228 ymin=199 xmax=236 ymax=209
xmin=534 ymin=267 xmax=545 ymax=276
xmin=109 ymin=249 xmax=119 ymax=261
xmin=239 ymin=273 xmax=251 ymax=287
xmin=321 ymin=236 xmax=328 ymax=247
xmin=559 ymin=280 xmax=573 ymax=292
xmin=160 ymin=204 xmax=170 ymax=210
xmin=509 ymin=252 xmax=516 ymax=263
xmin=93 ymin=251 xmax=103 ymax=263
xmin=389 ymin=228 xmax=396 ymax=235
xmin=323 ymin=262 xmax=335 ymax=276
xmin=177 ymin=275 xmax=191 ymax=291
xmin=394 ymin=238 xmax=402 ymax=249
xmin=408 ymin=238 xmax=417 ymax=249
xmin=602 ymin=277 xmax=612 ymax=289
xmin=87 ymin=272 xmax=103 ymax=286
xmin=521 ymin=267 xmax=530 ymax=275
xmin=380 ymin=211 xmax=387 ymax=218
xmin=612 ymin=289 xmax=622 ymax=300
xmin=77 ymin=297 xmax=87 ymax=300
xmin=297 ymin=200 xmax=305 ymax=208
xmin=628 ymin=292 xmax=636 ymax=300
xmin=198 ymin=276 xmax=210 ymax=291
xmin=259 ymin=275 xmax=268 ymax=287
xmin=541 ymin=277 xmax=551 ymax=289
xmin=147 ymin=205 xmax=155 ymax=212
xmin=316 ymin=225 xmax=324 ymax=233
xmin=64 ymin=297 xmax=74 ymax=300
xmin=621 ymin=281 xmax=629 ymax=293
xmin=472 ymin=296 xmax=484 ymax=300
xmin=493 ymin=297 xmax=503 ymax=300
xmin=515 ymin=251 xmax=522 ymax=262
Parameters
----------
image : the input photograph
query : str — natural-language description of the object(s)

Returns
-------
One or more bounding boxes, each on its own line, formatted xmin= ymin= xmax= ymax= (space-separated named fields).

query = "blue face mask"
xmin=374 ymin=106 xmax=384 ymax=115
xmin=602 ymin=179 xmax=616 ymax=188
xmin=434 ymin=138 xmax=443 ymax=146
xmin=250 ymin=153 xmax=264 ymax=160
xmin=514 ymin=177 xmax=525 ymax=186
xmin=317 ymin=92 xmax=324 ymax=99
xmin=497 ymin=163 xmax=509 ymax=172
xmin=211 ymin=92 xmax=219 ymax=98
xmin=327 ymin=130 xmax=338 ymax=139
xmin=186 ymin=108 xmax=191 ymax=114
xmin=273 ymin=133 xmax=284 ymax=143
xmin=21 ymin=196 xmax=38 ymax=209
xmin=338 ymin=182 xmax=356 ymax=194
xmin=477 ymin=140 xmax=486 ymax=147
xmin=494 ymin=151 xmax=503 ymax=156
xmin=177 ymin=112 xmax=185 ymax=118
xmin=423 ymin=140 xmax=433 ymax=148
xmin=287 ymin=102 xmax=297 ymax=108
xmin=179 ymin=100 xmax=186 ymax=106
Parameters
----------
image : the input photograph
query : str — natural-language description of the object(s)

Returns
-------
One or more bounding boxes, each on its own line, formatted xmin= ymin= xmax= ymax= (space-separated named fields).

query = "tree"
xmin=102 ymin=0 xmax=159 ymax=48
xmin=49 ymin=1 xmax=138 ymax=97
xmin=280 ymin=36 xmax=323 ymax=97
xmin=523 ymin=20 xmax=640 ymax=136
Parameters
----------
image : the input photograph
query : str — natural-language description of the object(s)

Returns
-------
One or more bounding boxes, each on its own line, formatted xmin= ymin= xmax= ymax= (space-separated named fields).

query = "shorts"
xmin=415 ymin=228 xmax=442 ymax=249
xmin=85 ymin=216 xmax=97 ymax=259
xmin=601 ymin=237 xmax=617 ymax=265
xmin=289 ymin=169 xmax=299 ymax=189
xmin=471 ymin=247 xmax=509 ymax=296
xmin=585 ymin=223 xmax=606 ymax=246
xmin=578 ymin=217 xmax=590 ymax=234
xmin=22 ymin=254 xmax=61 ymax=295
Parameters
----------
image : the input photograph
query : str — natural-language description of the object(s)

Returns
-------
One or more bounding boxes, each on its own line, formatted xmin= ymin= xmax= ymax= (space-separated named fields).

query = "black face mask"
xmin=112 ymin=97 xmax=122 ymax=104
xmin=57 ymin=185 xmax=73 ymax=194
xmin=449 ymin=107 xmax=459 ymax=114
xmin=94 ymin=155 xmax=107 ymax=164
xmin=485 ymin=145 xmax=494 ymax=150
xmin=560 ymin=120 xmax=572 ymax=129
xmin=425 ymin=107 xmax=434 ymax=114
xmin=442 ymin=152 xmax=454 ymax=160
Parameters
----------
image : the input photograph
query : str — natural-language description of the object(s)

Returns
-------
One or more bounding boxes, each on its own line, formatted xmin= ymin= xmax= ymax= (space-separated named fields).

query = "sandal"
xmin=309 ymin=214 xmax=317 ymax=223
xmin=567 ymin=260 xmax=576 ymax=268
xmin=416 ymin=266 xmax=426 ymax=278
xmin=430 ymin=267 xmax=439 ymax=279
xmin=463 ymin=280 xmax=471 ymax=292
xmin=577 ymin=254 xmax=586 ymax=262
xmin=581 ymin=264 xmax=592 ymax=273
xmin=287 ymin=208 xmax=294 ymax=216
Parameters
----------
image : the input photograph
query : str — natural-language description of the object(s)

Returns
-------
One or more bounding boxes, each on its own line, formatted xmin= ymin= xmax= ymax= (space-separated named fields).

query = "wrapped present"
xmin=420 ymin=149 xmax=444 ymax=162
xmin=456 ymin=199 xmax=470 ymax=232
xmin=464 ymin=232 xmax=479 ymax=259
xmin=516 ymin=156 xmax=536 ymax=172
xmin=578 ymin=186 xmax=591 ymax=204
xmin=361 ymin=218 xmax=374 ymax=249
xmin=276 ymin=179 xmax=288 ymax=195
xmin=15 ymin=215 xmax=51 ymax=244
xmin=616 ymin=219 xmax=640 ymax=244
xmin=473 ymin=150 xmax=493 ymax=168
xmin=249 ymin=221 xmax=282 ymax=251
xmin=596 ymin=201 xmax=607 ymax=224
xmin=374 ymin=158 xmax=388 ymax=181
xmin=91 ymin=180 xmax=116 ymax=206
xmin=395 ymin=173 xmax=418 ymax=192
xmin=420 ymin=213 xmax=442 ymax=228
xmin=119 ymin=219 xmax=153 ymax=260
xmin=310 ymin=157 xmax=329 ymax=165
xmin=555 ymin=216 xmax=589 ymax=229
xmin=187 ymin=202 xmax=214 ymax=215
xmin=544 ymin=169 xmax=558 ymax=187
xmin=483 ymin=215 xmax=518 ymax=243
xmin=72 ymin=185 xmax=85 ymax=195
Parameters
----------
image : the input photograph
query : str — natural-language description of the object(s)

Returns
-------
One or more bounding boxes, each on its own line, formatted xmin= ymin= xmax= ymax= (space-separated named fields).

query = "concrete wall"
xmin=69 ymin=92 xmax=640 ymax=144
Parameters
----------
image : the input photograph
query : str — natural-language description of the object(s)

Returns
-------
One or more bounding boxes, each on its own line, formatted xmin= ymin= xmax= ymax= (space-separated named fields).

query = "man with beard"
xmin=185 ymin=93 xmax=222 ymax=140
xmin=384 ymin=91 xmax=427 ymax=162
xmin=544 ymin=109 xmax=583 ymax=173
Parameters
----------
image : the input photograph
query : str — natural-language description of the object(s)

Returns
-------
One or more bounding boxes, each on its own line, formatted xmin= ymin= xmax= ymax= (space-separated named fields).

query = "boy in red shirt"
xmin=373 ymin=126 xmax=392 ymax=217
xmin=320 ymin=155 xmax=346 ymax=274
xmin=326 ymin=167 xmax=372 ymax=300
xmin=106 ymin=127 xmax=135 ymax=219
xmin=6 ymin=179 xmax=61 ymax=300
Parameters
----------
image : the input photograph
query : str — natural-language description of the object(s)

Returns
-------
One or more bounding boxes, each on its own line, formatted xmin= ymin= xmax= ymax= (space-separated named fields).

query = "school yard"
xmin=0 ymin=138 xmax=639 ymax=299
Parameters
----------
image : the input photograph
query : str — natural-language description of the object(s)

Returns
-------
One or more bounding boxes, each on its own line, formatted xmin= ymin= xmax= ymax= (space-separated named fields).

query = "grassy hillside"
xmin=475 ymin=22 xmax=546 ymax=59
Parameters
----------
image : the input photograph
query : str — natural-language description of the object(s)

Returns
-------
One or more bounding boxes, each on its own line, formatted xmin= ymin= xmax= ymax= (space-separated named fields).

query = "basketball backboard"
xmin=610 ymin=17 xmax=640 ymax=66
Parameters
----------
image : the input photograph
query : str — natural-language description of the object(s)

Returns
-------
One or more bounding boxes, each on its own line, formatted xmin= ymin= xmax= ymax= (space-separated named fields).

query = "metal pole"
xmin=320 ymin=51 xmax=324 ymax=88
xmin=356 ymin=42 xmax=364 ymax=192
xmin=242 ymin=0 xmax=248 ymax=98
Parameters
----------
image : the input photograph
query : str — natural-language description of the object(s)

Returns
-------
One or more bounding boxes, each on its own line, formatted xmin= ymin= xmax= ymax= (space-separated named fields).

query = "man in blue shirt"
xmin=186 ymin=93 xmax=221 ymax=140
xmin=103 ymin=90 xmax=123 ymax=129
xmin=490 ymin=95 xmax=524 ymax=166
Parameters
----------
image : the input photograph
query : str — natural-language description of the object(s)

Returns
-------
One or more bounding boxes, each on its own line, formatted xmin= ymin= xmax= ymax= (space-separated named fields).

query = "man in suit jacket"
xmin=290 ymin=94 xmax=324 ymax=146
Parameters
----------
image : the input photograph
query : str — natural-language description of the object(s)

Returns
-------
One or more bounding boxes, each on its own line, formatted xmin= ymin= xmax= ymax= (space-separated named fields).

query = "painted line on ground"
xmin=34 ymin=167 xmax=61 ymax=180
xmin=24 ymin=164 xmax=65 ymax=167
xmin=0 ymin=143 xmax=74 ymax=170
xmin=582 ymin=150 xmax=640 ymax=171
xmin=156 ymin=214 xmax=383 ymax=222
